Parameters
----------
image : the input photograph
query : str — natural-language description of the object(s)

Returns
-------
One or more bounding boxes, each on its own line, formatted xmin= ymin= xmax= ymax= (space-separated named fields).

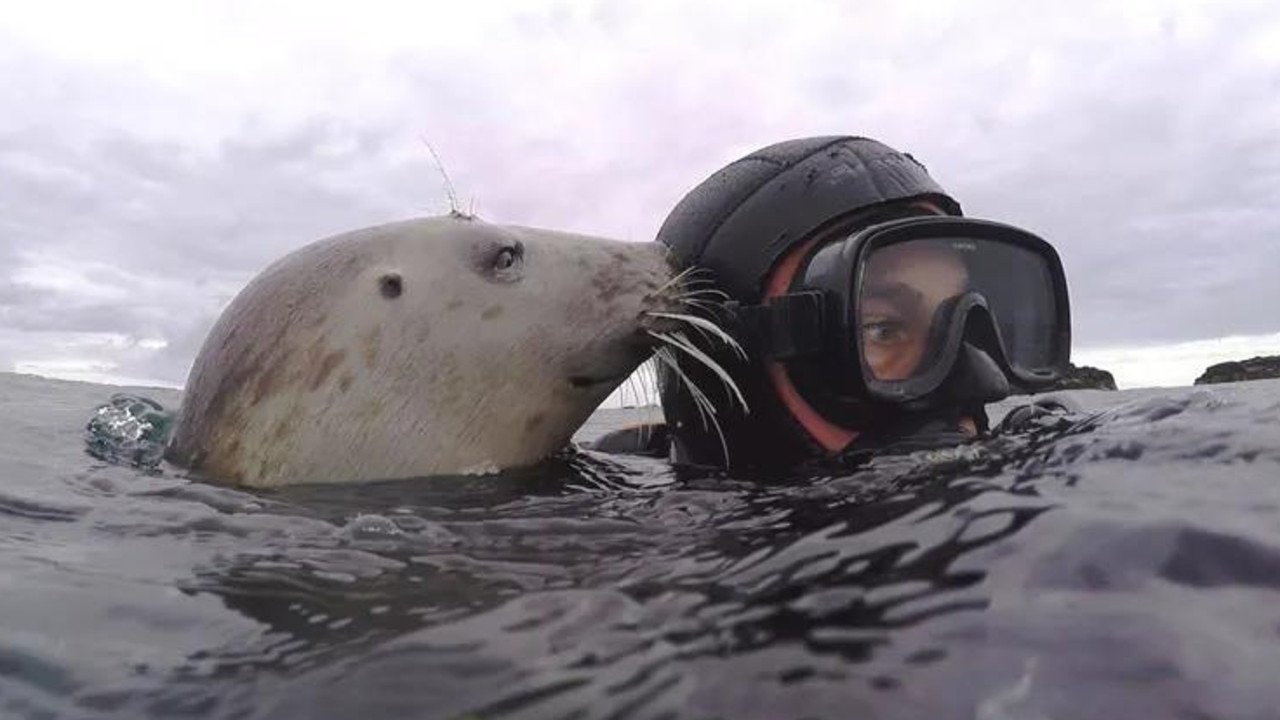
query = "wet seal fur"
xmin=166 ymin=214 xmax=673 ymax=487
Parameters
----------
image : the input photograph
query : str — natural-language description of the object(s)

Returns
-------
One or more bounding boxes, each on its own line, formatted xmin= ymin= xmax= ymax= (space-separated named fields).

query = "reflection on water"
xmin=4 ymin=373 xmax=1280 ymax=719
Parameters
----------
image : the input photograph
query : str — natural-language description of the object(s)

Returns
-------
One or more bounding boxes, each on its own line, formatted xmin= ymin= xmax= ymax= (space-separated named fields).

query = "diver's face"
xmin=859 ymin=242 xmax=968 ymax=381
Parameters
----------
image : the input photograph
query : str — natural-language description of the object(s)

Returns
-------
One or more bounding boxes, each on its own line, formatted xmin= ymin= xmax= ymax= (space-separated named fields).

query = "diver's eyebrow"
xmin=862 ymin=282 xmax=924 ymax=309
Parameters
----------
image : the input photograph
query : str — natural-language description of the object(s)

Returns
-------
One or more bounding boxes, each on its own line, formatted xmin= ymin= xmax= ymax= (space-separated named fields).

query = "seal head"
xmin=167 ymin=215 xmax=673 ymax=486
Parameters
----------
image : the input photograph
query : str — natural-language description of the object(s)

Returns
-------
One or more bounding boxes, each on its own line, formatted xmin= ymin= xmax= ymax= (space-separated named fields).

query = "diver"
xmin=591 ymin=135 xmax=1077 ymax=470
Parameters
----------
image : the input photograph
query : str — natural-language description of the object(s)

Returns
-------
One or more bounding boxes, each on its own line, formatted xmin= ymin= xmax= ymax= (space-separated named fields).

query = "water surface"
xmin=4 ymin=372 xmax=1280 ymax=719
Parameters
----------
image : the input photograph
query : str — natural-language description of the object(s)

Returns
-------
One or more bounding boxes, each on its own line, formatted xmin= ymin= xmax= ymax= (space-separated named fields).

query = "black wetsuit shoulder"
xmin=586 ymin=395 xmax=1081 ymax=461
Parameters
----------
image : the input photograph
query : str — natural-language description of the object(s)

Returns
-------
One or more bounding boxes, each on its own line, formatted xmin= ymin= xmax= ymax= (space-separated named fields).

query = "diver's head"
xmin=655 ymin=136 xmax=1071 ymax=469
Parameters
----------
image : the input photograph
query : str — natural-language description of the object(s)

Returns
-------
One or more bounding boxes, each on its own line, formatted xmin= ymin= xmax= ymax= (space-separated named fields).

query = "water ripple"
xmin=6 ymin=379 xmax=1280 ymax=718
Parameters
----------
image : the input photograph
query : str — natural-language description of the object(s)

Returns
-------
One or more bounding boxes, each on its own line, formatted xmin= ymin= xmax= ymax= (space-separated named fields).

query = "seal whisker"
xmin=647 ymin=312 xmax=748 ymax=361
xmin=638 ymin=357 xmax=661 ymax=408
xmin=654 ymin=348 xmax=714 ymax=429
xmin=653 ymin=347 xmax=730 ymax=465
xmin=616 ymin=371 xmax=635 ymax=409
xmin=674 ymin=302 xmax=722 ymax=320
xmin=673 ymin=274 xmax=722 ymax=286
xmin=674 ymin=272 xmax=724 ymax=290
xmin=627 ymin=365 xmax=654 ymax=410
xmin=652 ymin=265 xmax=701 ymax=296
xmin=673 ymin=273 xmax=724 ymax=286
xmin=648 ymin=311 xmax=718 ymax=345
xmin=421 ymin=138 xmax=465 ymax=217
xmin=672 ymin=287 xmax=732 ymax=302
xmin=679 ymin=266 xmax=716 ymax=279
xmin=670 ymin=329 xmax=750 ymax=413
xmin=647 ymin=330 xmax=749 ymax=414
xmin=670 ymin=296 xmax=730 ymax=321
xmin=628 ymin=371 xmax=642 ymax=408
xmin=672 ymin=296 xmax=723 ymax=313
xmin=633 ymin=358 xmax=662 ymax=445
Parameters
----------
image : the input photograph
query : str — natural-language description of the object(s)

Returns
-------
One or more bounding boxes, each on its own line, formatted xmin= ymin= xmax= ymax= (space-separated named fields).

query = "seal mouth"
xmin=568 ymin=373 xmax=628 ymax=389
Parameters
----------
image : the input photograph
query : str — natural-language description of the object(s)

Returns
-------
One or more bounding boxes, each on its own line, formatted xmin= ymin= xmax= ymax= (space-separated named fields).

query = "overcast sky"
xmin=2 ymin=0 xmax=1279 ymax=392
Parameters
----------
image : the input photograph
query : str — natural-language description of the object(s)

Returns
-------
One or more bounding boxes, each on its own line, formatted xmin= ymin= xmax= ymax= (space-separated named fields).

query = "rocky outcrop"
xmin=1194 ymin=355 xmax=1280 ymax=385
xmin=1036 ymin=363 xmax=1117 ymax=392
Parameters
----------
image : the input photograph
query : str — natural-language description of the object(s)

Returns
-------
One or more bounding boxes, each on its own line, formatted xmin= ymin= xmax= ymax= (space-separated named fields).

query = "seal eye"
xmin=470 ymin=240 xmax=525 ymax=282
xmin=494 ymin=249 xmax=517 ymax=270
xmin=493 ymin=243 xmax=523 ymax=272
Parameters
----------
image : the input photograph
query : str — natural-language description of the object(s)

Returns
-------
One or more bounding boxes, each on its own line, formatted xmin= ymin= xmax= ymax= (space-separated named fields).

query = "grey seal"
xmin=165 ymin=214 xmax=677 ymax=487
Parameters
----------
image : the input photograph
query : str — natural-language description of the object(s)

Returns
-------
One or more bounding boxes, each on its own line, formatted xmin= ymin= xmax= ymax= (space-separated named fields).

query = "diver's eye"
xmin=493 ymin=243 xmax=523 ymax=272
xmin=862 ymin=321 xmax=907 ymax=344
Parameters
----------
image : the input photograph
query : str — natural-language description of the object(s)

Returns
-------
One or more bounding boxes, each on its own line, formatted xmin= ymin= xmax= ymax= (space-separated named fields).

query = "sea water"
xmin=3 ymin=371 xmax=1280 ymax=719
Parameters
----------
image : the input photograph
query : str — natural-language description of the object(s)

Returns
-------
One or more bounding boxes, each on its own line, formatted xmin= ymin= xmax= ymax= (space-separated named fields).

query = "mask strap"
xmin=727 ymin=292 xmax=826 ymax=360
xmin=763 ymin=236 xmax=858 ymax=453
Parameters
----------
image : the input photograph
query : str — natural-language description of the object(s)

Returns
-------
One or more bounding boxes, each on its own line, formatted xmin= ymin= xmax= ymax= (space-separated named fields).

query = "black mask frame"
xmin=726 ymin=216 xmax=1072 ymax=422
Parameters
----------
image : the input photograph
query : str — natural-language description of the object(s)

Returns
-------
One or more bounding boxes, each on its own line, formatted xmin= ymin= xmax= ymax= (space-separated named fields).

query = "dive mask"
xmin=727 ymin=216 xmax=1071 ymax=421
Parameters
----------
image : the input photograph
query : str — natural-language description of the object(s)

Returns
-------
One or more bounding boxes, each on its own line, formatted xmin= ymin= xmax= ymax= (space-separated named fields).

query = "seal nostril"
xmin=379 ymin=273 xmax=403 ymax=299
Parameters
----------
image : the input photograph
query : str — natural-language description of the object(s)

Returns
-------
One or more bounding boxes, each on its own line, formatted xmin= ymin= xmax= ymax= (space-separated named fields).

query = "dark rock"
xmin=1035 ymin=363 xmax=1118 ymax=392
xmin=1194 ymin=355 xmax=1280 ymax=385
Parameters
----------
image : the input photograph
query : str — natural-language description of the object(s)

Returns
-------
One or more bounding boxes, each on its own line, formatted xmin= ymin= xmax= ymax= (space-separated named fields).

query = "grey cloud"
xmin=118 ymin=310 xmax=220 ymax=386
xmin=2 ymin=123 xmax=431 ymax=274
xmin=0 ymin=94 xmax=452 ymax=382
xmin=3 ymin=2 xmax=1280 ymax=387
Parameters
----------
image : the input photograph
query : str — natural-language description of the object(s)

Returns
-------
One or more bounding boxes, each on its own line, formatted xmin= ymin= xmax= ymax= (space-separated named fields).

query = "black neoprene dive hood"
xmin=654 ymin=135 xmax=971 ymax=469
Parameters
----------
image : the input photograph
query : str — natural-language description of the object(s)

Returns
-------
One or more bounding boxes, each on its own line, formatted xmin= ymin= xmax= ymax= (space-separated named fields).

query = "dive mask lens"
xmin=853 ymin=225 xmax=1067 ymax=401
